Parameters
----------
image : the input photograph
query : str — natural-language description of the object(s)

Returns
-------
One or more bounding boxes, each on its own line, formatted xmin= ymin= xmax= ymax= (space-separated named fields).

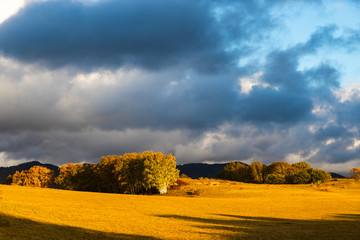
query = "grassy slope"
xmin=0 ymin=178 xmax=359 ymax=240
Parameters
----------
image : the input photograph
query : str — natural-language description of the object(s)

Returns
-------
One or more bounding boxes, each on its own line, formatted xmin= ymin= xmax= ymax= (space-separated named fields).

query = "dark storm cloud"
xmin=0 ymin=0 xmax=274 ymax=72
xmin=0 ymin=20 xmax=349 ymax=144
xmin=239 ymin=87 xmax=313 ymax=123
xmin=87 ymin=71 xmax=313 ymax=132
xmin=315 ymin=125 xmax=353 ymax=141
xmin=0 ymin=0 xmax=360 ymax=172
xmin=311 ymin=138 xmax=360 ymax=164
xmin=92 ymin=23 xmax=355 ymax=130
xmin=337 ymin=99 xmax=360 ymax=126
xmin=0 ymin=128 xmax=190 ymax=164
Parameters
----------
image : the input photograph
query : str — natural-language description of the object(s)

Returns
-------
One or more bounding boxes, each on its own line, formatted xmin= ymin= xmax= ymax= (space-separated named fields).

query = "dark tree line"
xmin=6 ymin=151 xmax=179 ymax=194
xmin=218 ymin=161 xmax=331 ymax=184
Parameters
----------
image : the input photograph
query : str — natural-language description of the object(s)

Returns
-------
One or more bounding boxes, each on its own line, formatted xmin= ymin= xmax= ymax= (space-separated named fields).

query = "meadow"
xmin=0 ymin=178 xmax=359 ymax=239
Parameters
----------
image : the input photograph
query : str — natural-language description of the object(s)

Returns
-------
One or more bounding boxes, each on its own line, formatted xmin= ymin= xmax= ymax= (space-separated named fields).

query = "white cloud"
xmin=238 ymin=72 xmax=267 ymax=94
xmin=285 ymin=148 xmax=320 ymax=164
xmin=311 ymin=160 xmax=360 ymax=176
xmin=0 ymin=0 xmax=25 ymax=24
xmin=325 ymin=138 xmax=336 ymax=145
xmin=334 ymin=83 xmax=360 ymax=102
xmin=0 ymin=151 xmax=29 ymax=167
xmin=346 ymin=138 xmax=360 ymax=150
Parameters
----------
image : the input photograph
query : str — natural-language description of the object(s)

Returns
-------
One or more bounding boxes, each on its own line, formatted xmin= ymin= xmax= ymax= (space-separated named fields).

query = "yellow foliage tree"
xmin=142 ymin=151 xmax=179 ymax=194
xmin=12 ymin=166 xmax=54 ymax=188
xmin=349 ymin=168 xmax=360 ymax=181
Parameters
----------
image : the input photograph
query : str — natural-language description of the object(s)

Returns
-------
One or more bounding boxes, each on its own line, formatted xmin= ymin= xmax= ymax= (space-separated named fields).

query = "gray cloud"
xmin=0 ymin=0 xmax=276 ymax=72
xmin=0 ymin=0 xmax=359 ymax=174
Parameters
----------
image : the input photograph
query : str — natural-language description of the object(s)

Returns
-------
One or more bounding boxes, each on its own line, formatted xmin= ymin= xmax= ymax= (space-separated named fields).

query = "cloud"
xmin=240 ymin=87 xmax=313 ymax=123
xmin=0 ymin=128 xmax=190 ymax=164
xmin=0 ymin=0 xmax=359 ymax=174
xmin=0 ymin=0 xmax=276 ymax=72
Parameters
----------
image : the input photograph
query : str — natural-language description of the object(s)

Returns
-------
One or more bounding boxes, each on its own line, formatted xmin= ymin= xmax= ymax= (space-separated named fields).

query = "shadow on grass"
xmin=0 ymin=213 xmax=160 ymax=240
xmin=155 ymin=213 xmax=360 ymax=240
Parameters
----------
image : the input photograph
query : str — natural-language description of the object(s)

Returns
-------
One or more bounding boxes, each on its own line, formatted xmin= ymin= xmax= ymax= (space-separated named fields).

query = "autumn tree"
xmin=96 ymin=155 xmax=126 ymax=193
xmin=249 ymin=161 xmax=265 ymax=183
xmin=308 ymin=168 xmax=331 ymax=183
xmin=142 ymin=151 xmax=179 ymax=194
xmin=264 ymin=173 xmax=286 ymax=184
xmin=7 ymin=152 xmax=177 ymax=195
xmin=55 ymin=163 xmax=76 ymax=190
xmin=55 ymin=163 xmax=94 ymax=191
xmin=349 ymin=168 xmax=360 ymax=181
xmin=264 ymin=162 xmax=291 ymax=184
xmin=12 ymin=166 xmax=55 ymax=188
xmin=121 ymin=152 xmax=146 ymax=194
xmin=219 ymin=161 xmax=331 ymax=184
xmin=266 ymin=162 xmax=292 ymax=175
xmin=96 ymin=151 xmax=179 ymax=194
xmin=292 ymin=161 xmax=311 ymax=171
xmin=218 ymin=162 xmax=250 ymax=182
xmin=292 ymin=170 xmax=311 ymax=184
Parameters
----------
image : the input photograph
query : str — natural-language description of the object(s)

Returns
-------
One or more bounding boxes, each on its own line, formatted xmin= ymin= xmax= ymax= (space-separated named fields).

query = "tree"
xmin=349 ymin=168 xmax=360 ymax=181
xmin=122 ymin=153 xmax=146 ymax=194
xmin=292 ymin=170 xmax=311 ymax=184
xmin=308 ymin=168 xmax=331 ymax=183
xmin=265 ymin=173 xmax=286 ymax=184
xmin=3 ymin=175 xmax=13 ymax=185
xmin=267 ymin=162 xmax=292 ymax=175
xmin=96 ymin=155 xmax=126 ymax=193
xmin=292 ymin=161 xmax=311 ymax=171
xmin=265 ymin=162 xmax=292 ymax=184
xmin=218 ymin=162 xmax=250 ymax=182
xmin=55 ymin=151 xmax=179 ymax=195
xmin=249 ymin=161 xmax=265 ymax=183
xmin=219 ymin=160 xmax=331 ymax=185
xmin=56 ymin=163 xmax=87 ymax=190
xmin=142 ymin=151 xmax=179 ymax=194
xmin=12 ymin=166 xmax=55 ymax=188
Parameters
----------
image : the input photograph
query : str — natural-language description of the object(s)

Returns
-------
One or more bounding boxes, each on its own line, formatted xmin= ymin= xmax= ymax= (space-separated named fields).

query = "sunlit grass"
xmin=1 ymin=178 xmax=359 ymax=239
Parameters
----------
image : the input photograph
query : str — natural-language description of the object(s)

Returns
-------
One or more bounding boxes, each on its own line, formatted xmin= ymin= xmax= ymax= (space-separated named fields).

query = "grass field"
xmin=0 ymin=178 xmax=359 ymax=239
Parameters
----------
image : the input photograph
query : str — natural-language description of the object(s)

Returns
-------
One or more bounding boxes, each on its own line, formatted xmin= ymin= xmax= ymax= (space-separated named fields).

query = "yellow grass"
xmin=0 ymin=178 xmax=359 ymax=239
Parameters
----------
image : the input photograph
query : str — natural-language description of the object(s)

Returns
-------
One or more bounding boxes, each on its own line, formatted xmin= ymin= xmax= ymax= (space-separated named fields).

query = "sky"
xmin=0 ymin=0 xmax=359 ymax=175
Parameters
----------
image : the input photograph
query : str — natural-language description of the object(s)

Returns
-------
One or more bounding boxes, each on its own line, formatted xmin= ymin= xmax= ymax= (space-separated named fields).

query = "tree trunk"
xmin=158 ymin=185 xmax=167 ymax=194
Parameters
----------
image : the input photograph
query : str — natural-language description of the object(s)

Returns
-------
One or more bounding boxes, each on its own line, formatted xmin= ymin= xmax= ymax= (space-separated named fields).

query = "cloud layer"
xmin=0 ymin=0 xmax=359 ymax=175
xmin=0 ymin=0 xmax=274 ymax=72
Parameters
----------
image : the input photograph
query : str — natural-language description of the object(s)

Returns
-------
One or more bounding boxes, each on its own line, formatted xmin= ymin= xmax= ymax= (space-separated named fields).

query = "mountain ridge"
xmin=0 ymin=161 xmax=59 ymax=183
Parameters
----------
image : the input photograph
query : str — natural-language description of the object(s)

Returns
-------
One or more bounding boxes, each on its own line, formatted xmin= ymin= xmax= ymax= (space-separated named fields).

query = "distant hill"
xmin=0 ymin=161 xmax=59 ymax=183
xmin=177 ymin=163 xmax=345 ymax=179
xmin=177 ymin=163 xmax=224 ymax=179
xmin=177 ymin=162 xmax=247 ymax=179
xmin=329 ymin=172 xmax=345 ymax=178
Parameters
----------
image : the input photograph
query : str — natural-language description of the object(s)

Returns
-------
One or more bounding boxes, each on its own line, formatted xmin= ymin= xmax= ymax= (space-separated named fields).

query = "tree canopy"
xmin=349 ymin=168 xmax=360 ymax=180
xmin=11 ymin=166 xmax=55 ymax=188
xmin=219 ymin=161 xmax=331 ymax=184
xmin=54 ymin=151 xmax=179 ymax=194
